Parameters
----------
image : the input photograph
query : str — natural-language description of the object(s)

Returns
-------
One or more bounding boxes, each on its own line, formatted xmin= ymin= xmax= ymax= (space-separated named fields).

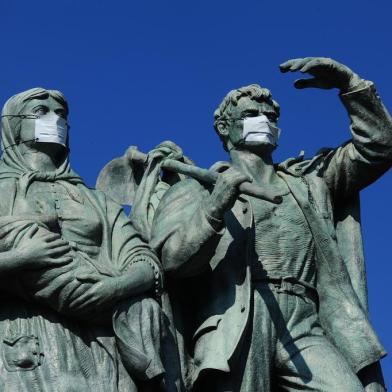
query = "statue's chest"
xmin=250 ymin=192 xmax=312 ymax=249
xmin=23 ymin=181 xmax=103 ymax=244
xmin=251 ymin=193 xmax=304 ymax=228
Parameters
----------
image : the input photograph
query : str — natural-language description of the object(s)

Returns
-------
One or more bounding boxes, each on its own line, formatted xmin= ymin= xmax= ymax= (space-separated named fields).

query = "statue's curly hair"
xmin=213 ymin=84 xmax=280 ymax=150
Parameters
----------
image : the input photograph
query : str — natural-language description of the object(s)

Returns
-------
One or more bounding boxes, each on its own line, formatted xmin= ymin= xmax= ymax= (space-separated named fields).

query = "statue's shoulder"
xmin=277 ymin=148 xmax=335 ymax=176
xmin=159 ymin=177 xmax=207 ymax=208
xmin=78 ymin=184 xmax=118 ymax=208
xmin=159 ymin=161 xmax=232 ymax=207
xmin=88 ymin=186 xmax=107 ymax=198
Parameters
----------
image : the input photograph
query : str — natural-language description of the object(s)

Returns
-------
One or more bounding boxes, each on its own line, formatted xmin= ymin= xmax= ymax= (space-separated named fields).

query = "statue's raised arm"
xmin=280 ymin=57 xmax=392 ymax=203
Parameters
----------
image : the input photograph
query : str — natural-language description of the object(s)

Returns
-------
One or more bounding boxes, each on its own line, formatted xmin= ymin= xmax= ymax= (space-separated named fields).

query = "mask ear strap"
xmin=0 ymin=114 xmax=40 ymax=151
xmin=0 ymin=114 xmax=39 ymax=119
xmin=1 ymin=138 xmax=38 ymax=152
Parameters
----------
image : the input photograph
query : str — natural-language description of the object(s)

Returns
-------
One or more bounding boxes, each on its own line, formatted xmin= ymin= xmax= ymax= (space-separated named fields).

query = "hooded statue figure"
xmin=0 ymin=88 xmax=178 ymax=391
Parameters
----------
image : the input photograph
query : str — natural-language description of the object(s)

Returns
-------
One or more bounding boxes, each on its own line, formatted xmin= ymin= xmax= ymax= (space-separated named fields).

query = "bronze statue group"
xmin=0 ymin=57 xmax=389 ymax=391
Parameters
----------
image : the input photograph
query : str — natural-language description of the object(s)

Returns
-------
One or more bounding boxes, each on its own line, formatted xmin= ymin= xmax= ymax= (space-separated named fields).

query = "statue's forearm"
xmin=320 ymin=83 xmax=392 ymax=200
xmin=0 ymin=249 xmax=28 ymax=274
xmin=342 ymin=75 xmax=368 ymax=94
xmin=162 ymin=202 xmax=224 ymax=278
xmin=118 ymin=257 xmax=158 ymax=299
xmin=341 ymin=82 xmax=392 ymax=158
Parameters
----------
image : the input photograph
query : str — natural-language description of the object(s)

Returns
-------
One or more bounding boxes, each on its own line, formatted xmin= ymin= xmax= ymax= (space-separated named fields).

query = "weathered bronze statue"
xmin=1 ymin=56 xmax=390 ymax=392
xmin=0 ymin=88 xmax=178 ymax=391
xmin=149 ymin=57 xmax=391 ymax=391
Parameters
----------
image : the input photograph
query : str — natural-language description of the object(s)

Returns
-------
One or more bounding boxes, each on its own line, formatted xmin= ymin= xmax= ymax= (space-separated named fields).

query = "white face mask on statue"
xmin=242 ymin=115 xmax=281 ymax=146
xmin=35 ymin=112 xmax=68 ymax=146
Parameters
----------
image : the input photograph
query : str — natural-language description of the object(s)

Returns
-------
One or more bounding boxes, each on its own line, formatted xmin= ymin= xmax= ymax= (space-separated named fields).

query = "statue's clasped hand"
xmin=279 ymin=57 xmax=362 ymax=93
xmin=69 ymin=273 xmax=126 ymax=314
xmin=15 ymin=226 xmax=72 ymax=270
xmin=204 ymin=167 xmax=252 ymax=221
xmin=147 ymin=140 xmax=183 ymax=165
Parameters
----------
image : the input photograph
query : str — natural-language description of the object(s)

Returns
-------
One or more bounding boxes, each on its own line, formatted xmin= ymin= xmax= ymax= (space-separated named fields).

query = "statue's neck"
xmin=229 ymin=149 xmax=279 ymax=186
xmin=21 ymin=145 xmax=65 ymax=172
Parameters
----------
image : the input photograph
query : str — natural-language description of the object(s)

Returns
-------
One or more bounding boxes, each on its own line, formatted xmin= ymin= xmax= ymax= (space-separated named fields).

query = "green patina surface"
xmin=0 ymin=58 xmax=390 ymax=392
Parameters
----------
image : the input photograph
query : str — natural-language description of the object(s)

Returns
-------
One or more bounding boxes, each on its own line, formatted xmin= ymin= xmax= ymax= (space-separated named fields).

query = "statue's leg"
xmin=261 ymin=289 xmax=365 ymax=392
xmin=113 ymin=295 xmax=182 ymax=392
xmin=276 ymin=332 xmax=365 ymax=391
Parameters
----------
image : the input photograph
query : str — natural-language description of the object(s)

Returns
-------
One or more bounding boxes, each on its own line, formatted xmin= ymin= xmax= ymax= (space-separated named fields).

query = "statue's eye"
xmin=55 ymin=109 xmax=66 ymax=119
xmin=33 ymin=106 xmax=48 ymax=116
xmin=265 ymin=113 xmax=277 ymax=122
xmin=243 ymin=110 xmax=259 ymax=118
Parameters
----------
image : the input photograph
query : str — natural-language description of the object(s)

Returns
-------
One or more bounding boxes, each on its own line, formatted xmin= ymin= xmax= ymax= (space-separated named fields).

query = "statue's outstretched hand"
xmin=279 ymin=57 xmax=362 ymax=93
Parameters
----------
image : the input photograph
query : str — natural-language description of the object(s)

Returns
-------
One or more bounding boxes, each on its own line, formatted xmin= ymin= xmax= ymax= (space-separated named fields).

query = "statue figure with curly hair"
xmin=150 ymin=57 xmax=391 ymax=391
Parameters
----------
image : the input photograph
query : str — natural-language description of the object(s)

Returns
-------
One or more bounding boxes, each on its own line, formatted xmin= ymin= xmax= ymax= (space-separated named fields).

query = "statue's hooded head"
xmin=214 ymin=84 xmax=280 ymax=154
xmin=0 ymin=88 xmax=69 ymax=170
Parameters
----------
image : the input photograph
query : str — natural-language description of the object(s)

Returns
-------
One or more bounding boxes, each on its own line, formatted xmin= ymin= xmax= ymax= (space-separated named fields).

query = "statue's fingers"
xmin=232 ymin=171 xmax=252 ymax=186
xmin=24 ymin=224 xmax=39 ymax=240
xmin=51 ymin=256 xmax=73 ymax=265
xmin=157 ymin=140 xmax=183 ymax=155
xmin=280 ymin=58 xmax=302 ymax=72
xmin=45 ymin=238 xmax=61 ymax=247
xmin=168 ymin=150 xmax=183 ymax=161
xmin=48 ymin=245 xmax=71 ymax=256
xmin=69 ymin=292 xmax=92 ymax=309
xmin=299 ymin=58 xmax=328 ymax=74
xmin=160 ymin=146 xmax=183 ymax=161
xmin=154 ymin=146 xmax=172 ymax=155
xmin=47 ymin=241 xmax=70 ymax=252
xmin=279 ymin=57 xmax=315 ymax=73
xmin=148 ymin=150 xmax=165 ymax=160
xmin=294 ymin=78 xmax=327 ymax=89
xmin=76 ymin=297 xmax=97 ymax=310
xmin=76 ymin=273 xmax=102 ymax=283
xmin=43 ymin=233 xmax=62 ymax=242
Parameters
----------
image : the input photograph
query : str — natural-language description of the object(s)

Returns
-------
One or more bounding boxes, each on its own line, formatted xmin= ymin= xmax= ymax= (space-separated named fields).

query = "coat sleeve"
xmin=104 ymin=195 xmax=163 ymax=293
xmin=317 ymin=82 xmax=392 ymax=204
xmin=149 ymin=179 xmax=225 ymax=278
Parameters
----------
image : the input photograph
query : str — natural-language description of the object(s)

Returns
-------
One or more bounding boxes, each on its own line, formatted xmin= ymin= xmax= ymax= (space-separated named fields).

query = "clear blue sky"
xmin=1 ymin=0 xmax=391 ymax=384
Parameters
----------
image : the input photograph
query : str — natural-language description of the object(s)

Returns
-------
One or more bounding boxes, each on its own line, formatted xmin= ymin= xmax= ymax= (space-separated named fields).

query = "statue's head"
xmin=1 ymin=88 xmax=69 ymax=156
xmin=214 ymin=84 xmax=280 ymax=154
